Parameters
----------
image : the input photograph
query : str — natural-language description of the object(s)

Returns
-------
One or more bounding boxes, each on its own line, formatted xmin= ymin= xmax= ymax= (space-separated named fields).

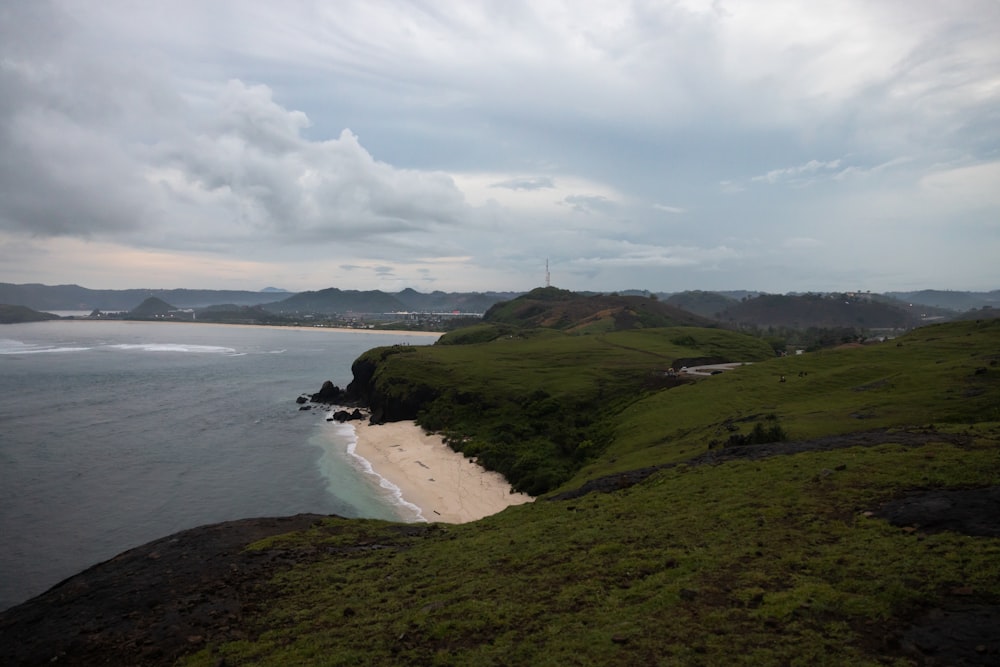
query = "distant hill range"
xmin=263 ymin=287 xmax=520 ymax=315
xmin=663 ymin=290 xmax=738 ymax=319
xmin=4 ymin=282 xmax=997 ymax=330
xmin=884 ymin=289 xmax=1000 ymax=312
xmin=0 ymin=284 xmax=283 ymax=311
xmin=483 ymin=287 xmax=714 ymax=333
xmin=710 ymin=293 xmax=930 ymax=330
xmin=0 ymin=283 xmax=520 ymax=315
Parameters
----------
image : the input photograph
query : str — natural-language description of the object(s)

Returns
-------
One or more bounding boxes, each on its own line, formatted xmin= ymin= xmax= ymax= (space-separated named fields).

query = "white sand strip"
xmin=351 ymin=420 xmax=533 ymax=523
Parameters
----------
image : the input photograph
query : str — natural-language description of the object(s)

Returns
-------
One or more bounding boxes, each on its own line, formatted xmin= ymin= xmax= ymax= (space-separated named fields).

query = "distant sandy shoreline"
xmin=348 ymin=419 xmax=533 ymax=523
xmin=56 ymin=318 xmax=443 ymax=337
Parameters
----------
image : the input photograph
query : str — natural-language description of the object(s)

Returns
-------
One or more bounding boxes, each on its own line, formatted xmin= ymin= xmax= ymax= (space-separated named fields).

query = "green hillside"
xmin=347 ymin=326 xmax=775 ymax=495
xmin=664 ymin=289 xmax=737 ymax=318
xmin=170 ymin=319 xmax=1000 ymax=666
xmin=264 ymin=288 xmax=407 ymax=314
xmin=483 ymin=287 xmax=713 ymax=333
xmin=717 ymin=293 xmax=924 ymax=329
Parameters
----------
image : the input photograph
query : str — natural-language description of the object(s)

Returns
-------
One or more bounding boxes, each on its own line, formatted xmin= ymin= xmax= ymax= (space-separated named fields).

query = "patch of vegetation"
xmin=435 ymin=323 xmax=515 ymax=345
xmin=720 ymin=415 xmax=789 ymax=448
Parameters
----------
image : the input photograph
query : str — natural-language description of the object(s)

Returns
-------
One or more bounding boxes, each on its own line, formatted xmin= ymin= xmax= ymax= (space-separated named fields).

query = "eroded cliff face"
xmin=342 ymin=346 xmax=440 ymax=424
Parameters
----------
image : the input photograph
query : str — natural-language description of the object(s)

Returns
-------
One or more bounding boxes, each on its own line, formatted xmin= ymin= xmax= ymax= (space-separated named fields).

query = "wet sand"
xmin=352 ymin=420 xmax=533 ymax=523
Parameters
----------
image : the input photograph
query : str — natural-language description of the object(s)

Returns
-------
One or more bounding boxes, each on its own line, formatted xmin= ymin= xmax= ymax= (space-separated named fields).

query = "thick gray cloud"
xmin=0 ymin=0 xmax=998 ymax=292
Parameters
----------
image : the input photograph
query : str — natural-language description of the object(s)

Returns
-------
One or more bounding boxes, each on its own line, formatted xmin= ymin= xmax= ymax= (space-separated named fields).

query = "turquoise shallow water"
xmin=0 ymin=320 xmax=437 ymax=611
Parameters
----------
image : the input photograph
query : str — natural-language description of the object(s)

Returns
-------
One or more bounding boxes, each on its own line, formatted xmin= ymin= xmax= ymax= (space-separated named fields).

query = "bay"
xmin=0 ymin=320 xmax=437 ymax=611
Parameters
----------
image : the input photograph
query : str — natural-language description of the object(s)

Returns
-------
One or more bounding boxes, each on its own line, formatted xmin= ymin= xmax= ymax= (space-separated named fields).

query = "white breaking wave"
xmin=0 ymin=339 xmax=91 ymax=355
xmin=104 ymin=343 xmax=239 ymax=355
xmin=339 ymin=423 xmax=426 ymax=522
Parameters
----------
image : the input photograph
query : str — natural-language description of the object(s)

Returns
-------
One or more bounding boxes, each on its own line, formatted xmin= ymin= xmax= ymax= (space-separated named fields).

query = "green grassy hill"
xmin=177 ymin=319 xmax=1000 ymax=665
xmin=664 ymin=289 xmax=737 ymax=318
xmin=483 ymin=287 xmax=713 ymax=333
xmin=717 ymin=293 xmax=925 ymax=330
xmin=347 ymin=326 xmax=775 ymax=495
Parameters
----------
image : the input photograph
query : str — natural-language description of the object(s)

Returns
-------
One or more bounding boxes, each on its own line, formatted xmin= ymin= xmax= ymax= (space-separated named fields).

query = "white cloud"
xmin=751 ymin=159 xmax=843 ymax=185
xmin=919 ymin=161 xmax=1000 ymax=211
xmin=490 ymin=176 xmax=556 ymax=191
xmin=0 ymin=0 xmax=997 ymax=292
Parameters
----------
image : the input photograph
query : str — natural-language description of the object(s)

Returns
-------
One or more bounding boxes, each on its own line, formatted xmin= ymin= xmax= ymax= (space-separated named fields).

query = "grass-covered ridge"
xmin=179 ymin=319 xmax=1000 ymax=665
xmin=482 ymin=286 xmax=714 ymax=333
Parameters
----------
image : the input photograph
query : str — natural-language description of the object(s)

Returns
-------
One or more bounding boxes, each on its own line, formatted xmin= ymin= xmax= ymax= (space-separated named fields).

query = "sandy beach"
xmin=349 ymin=420 xmax=533 ymax=523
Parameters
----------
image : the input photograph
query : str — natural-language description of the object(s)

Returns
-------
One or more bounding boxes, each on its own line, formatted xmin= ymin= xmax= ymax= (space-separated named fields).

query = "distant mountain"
xmin=884 ymin=290 xmax=1000 ymax=312
xmin=664 ymin=290 xmax=738 ymax=319
xmin=0 ymin=282 xmax=521 ymax=316
xmin=264 ymin=288 xmax=406 ymax=314
xmin=0 ymin=304 xmax=61 ymax=324
xmin=129 ymin=297 xmax=176 ymax=317
xmin=483 ymin=287 xmax=714 ymax=333
xmin=716 ymin=293 xmax=925 ymax=330
xmin=263 ymin=287 xmax=520 ymax=315
xmin=952 ymin=306 xmax=1000 ymax=321
xmin=393 ymin=288 xmax=521 ymax=313
xmin=0 ymin=283 xmax=287 ymax=311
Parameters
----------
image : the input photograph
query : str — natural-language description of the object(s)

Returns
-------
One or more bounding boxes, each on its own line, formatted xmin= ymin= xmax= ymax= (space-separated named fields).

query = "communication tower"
xmin=545 ymin=259 xmax=551 ymax=288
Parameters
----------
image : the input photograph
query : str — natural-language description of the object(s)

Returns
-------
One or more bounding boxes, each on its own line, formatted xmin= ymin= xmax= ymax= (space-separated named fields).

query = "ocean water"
xmin=0 ymin=320 xmax=437 ymax=611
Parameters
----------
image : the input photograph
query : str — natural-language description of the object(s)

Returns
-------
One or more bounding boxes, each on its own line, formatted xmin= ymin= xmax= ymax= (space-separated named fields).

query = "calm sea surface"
xmin=0 ymin=320 xmax=437 ymax=611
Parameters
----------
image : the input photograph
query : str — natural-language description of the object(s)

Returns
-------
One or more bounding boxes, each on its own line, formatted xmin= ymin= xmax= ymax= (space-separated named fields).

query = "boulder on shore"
xmin=311 ymin=380 xmax=343 ymax=403
xmin=332 ymin=409 xmax=365 ymax=423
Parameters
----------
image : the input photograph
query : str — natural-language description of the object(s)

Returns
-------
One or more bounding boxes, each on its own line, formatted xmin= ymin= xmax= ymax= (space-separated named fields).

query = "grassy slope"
xmin=361 ymin=327 xmax=775 ymax=494
xmin=593 ymin=320 xmax=1000 ymax=480
xmin=483 ymin=287 xmax=714 ymax=333
xmin=184 ymin=320 xmax=1000 ymax=666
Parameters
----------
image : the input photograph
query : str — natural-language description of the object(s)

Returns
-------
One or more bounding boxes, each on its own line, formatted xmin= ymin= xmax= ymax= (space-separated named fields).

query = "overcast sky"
xmin=1 ymin=1 xmax=998 ymax=294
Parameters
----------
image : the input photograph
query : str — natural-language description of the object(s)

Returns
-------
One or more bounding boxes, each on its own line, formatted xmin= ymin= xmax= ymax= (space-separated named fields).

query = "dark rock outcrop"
xmin=342 ymin=348 xmax=439 ymax=424
xmin=310 ymin=380 xmax=343 ymax=404
xmin=331 ymin=409 xmax=365 ymax=423
xmin=0 ymin=514 xmax=335 ymax=666
xmin=305 ymin=347 xmax=437 ymax=425
xmin=874 ymin=486 xmax=1000 ymax=537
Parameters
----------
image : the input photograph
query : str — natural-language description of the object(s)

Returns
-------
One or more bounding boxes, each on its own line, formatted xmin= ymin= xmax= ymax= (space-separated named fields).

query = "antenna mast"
xmin=545 ymin=259 xmax=551 ymax=288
